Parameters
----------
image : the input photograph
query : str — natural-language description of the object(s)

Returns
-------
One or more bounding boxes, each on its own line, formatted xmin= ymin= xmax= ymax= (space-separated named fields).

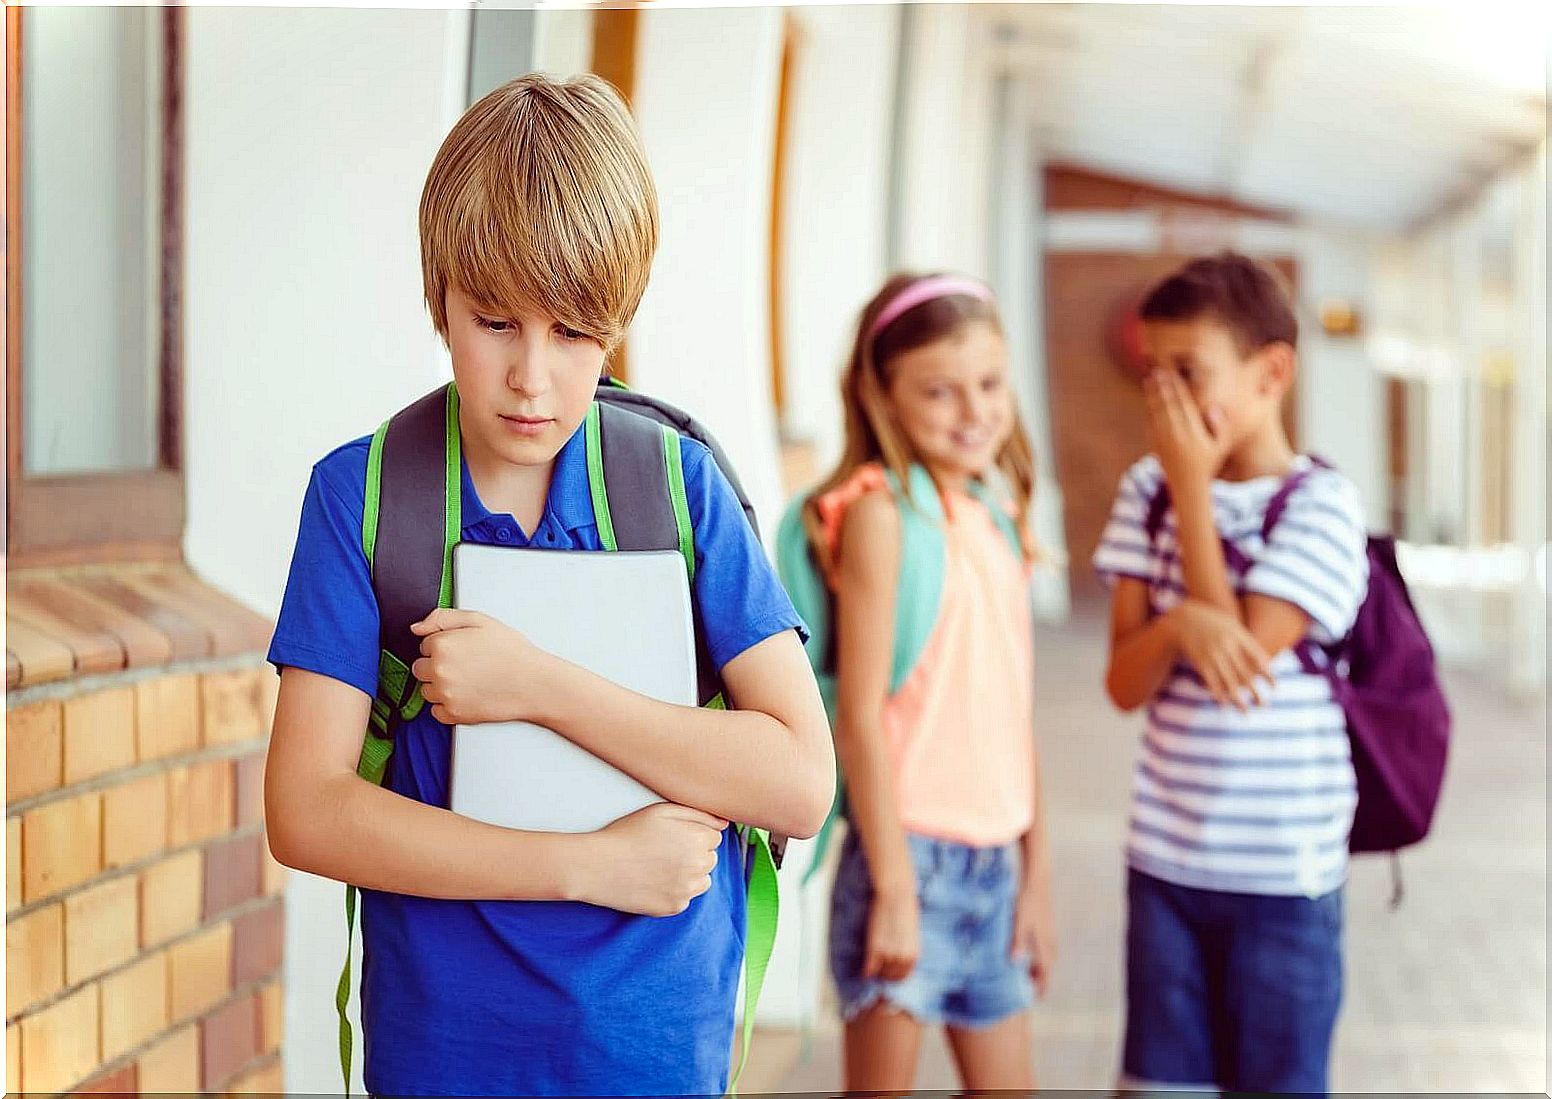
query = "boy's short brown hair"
xmin=419 ymin=73 xmax=658 ymax=351
xmin=1139 ymin=251 xmax=1298 ymax=353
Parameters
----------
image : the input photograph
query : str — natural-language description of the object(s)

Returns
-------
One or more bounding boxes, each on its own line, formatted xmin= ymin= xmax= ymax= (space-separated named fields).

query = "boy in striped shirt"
xmin=1094 ymin=253 xmax=1369 ymax=1095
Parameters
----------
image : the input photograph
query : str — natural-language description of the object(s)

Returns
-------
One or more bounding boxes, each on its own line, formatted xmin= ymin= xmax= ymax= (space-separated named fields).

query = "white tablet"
xmin=448 ymin=543 xmax=697 ymax=833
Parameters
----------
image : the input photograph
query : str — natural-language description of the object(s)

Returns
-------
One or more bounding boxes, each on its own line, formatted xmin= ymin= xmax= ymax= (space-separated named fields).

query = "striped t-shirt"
xmin=1093 ymin=454 xmax=1369 ymax=898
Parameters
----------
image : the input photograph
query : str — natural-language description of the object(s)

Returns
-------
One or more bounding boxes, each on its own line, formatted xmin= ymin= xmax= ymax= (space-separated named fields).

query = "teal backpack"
xmin=339 ymin=377 xmax=783 ymax=1095
xmin=774 ymin=464 xmax=1023 ymax=879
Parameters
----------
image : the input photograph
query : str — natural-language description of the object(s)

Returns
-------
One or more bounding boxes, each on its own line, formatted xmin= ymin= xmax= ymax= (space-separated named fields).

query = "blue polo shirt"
xmin=268 ymin=415 xmax=807 ymax=1096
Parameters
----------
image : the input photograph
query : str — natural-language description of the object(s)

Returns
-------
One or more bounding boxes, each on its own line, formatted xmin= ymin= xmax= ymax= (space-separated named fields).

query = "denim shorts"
xmin=1123 ymin=867 xmax=1344 ymax=1095
xmin=828 ymin=829 xmax=1034 ymax=1029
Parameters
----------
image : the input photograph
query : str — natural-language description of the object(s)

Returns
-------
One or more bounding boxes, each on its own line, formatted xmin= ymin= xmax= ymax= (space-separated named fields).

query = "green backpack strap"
xmin=339 ymin=382 xmax=462 ymax=1097
xmin=728 ymin=826 xmax=779 ymax=1095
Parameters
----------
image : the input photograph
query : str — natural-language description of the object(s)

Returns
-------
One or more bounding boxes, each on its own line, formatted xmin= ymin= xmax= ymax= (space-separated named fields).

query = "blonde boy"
xmin=265 ymin=75 xmax=833 ymax=1095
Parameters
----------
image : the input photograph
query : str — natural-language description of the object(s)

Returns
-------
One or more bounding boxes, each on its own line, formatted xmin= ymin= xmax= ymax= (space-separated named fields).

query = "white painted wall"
xmin=629 ymin=6 xmax=786 ymax=538
xmin=776 ymin=4 xmax=899 ymax=469
xmin=181 ymin=9 xmax=471 ymax=1092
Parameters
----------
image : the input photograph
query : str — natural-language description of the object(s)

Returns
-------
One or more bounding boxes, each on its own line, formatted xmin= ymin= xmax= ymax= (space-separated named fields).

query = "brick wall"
xmin=7 ymin=665 xmax=284 ymax=1095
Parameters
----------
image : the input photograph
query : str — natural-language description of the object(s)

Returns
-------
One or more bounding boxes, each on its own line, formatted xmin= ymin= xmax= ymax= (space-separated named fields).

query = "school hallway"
xmin=750 ymin=607 xmax=1548 ymax=1094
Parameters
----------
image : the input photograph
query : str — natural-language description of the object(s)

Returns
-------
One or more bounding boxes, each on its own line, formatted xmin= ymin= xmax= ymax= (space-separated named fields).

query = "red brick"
xmin=100 ymin=950 xmax=169 ymax=1062
xmin=7 ymin=701 xmax=63 ymax=802
xmin=62 ymin=686 xmax=137 ymax=785
xmin=232 ymin=900 xmax=284 ymax=987
xmin=168 ymin=922 xmax=232 ymax=1022
xmin=201 ymin=669 xmax=267 ymax=747
xmin=227 ymin=1056 xmax=283 ymax=1093
xmin=7 ymin=1021 xmax=20 ymax=1094
xmin=135 ymin=1024 xmax=199 ymax=1092
xmin=203 ymin=832 xmax=262 ymax=919
xmin=22 ymin=792 xmax=102 ymax=901
xmin=6 ymin=901 xmax=64 ymax=1015
xmin=63 ymin=874 xmax=139 ymax=983
xmin=234 ymin=752 xmax=266 ymax=826
xmin=8 ymin=815 xmax=22 ymax=913
xmin=102 ymin=771 xmax=169 ymax=869
xmin=141 ymin=848 xmax=203 ymax=948
xmin=134 ymin=674 xmax=200 ymax=762
xmin=76 ymin=1061 xmax=138 ymax=1093
xmin=167 ymin=759 xmax=234 ymax=847
xmin=200 ymin=992 xmax=259 ymax=1091
xmin=18 ymin=982 xmax=98 ymax=1093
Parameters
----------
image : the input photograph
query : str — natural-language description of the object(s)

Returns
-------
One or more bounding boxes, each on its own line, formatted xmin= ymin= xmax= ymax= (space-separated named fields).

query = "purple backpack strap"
xmin=1261 ymin=455 xmax=1330 ymax=541
xmin=1264 ymin=456 xmax=1337 ymax=673
xmin=1143 ymin=482 xmax=1171 ymax=543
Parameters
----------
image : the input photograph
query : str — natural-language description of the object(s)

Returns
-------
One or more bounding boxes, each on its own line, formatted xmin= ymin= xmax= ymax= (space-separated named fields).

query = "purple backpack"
xmin=1145 ymin=458 xmax=1451 ymax=856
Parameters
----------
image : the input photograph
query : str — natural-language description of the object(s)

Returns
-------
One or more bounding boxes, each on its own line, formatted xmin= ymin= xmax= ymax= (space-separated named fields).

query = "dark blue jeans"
xmin=1123 ymin=868 xmax=1344 ymax=1095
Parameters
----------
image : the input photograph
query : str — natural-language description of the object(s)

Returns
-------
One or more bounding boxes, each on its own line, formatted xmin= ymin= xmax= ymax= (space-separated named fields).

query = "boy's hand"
xmin=411 ymin=609 xmax=553 ymax=725
xmin=1168 ymin=600 xmax=1274 ymax=711
xmin=1146 ymin=369 xmax=1232 ymax=488
xmin=1011 ymin=879 xmax=1056 ymax=997
xmin=863 ymin=887 xmax=921 ymax=983
xmin=576 ymin=802 xmax=727 ymax=916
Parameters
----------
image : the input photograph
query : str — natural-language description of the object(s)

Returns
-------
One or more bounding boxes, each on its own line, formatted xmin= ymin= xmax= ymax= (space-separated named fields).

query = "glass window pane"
xmin=22 ymin=7 xmax=162 ymax=475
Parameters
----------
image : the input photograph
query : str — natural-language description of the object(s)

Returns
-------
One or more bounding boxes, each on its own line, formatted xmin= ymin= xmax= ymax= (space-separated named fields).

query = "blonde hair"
xmin=803 ymin=273 xmax=1038 ymax=573
xmin=419 ymin=73 xmax=659 ymax=353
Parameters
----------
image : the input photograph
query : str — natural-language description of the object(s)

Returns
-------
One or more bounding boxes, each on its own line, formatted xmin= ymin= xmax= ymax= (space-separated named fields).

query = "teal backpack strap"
xmin=888 ymin=465 xmax=949 ymax=693
xmin=585 ymin=400 xmax=782 ymax=1093
xmin=338 ymin=381 xmax=462 ymax=1097
xmin=968 ymin=475 xmax=1025 ymax=559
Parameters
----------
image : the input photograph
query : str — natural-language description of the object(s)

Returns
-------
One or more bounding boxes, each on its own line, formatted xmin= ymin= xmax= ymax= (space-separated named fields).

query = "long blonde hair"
xmin=802 ymin=273 xmax=1038 ymax=575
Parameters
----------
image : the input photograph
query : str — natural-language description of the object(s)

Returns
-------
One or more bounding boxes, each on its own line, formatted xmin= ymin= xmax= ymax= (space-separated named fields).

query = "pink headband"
xmin=868 ymin=274 xmax=996 ymax=344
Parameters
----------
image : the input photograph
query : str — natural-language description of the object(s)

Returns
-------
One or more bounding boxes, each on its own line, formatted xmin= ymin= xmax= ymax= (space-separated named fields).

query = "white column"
xmin=776 ymin=5 xmax=899 ymax=471
xmin=892 ymin=4 xmax=995 ymax=277
xmin=1509 ymin=147 xmax=1547 ymax=694
xmin=628 ymin=6 xmax=786 ymax=538
xmin=1451 ymin=215 xmax=1486 ymax=548
xmin=1296 ymin=227 xmax=1386 ymax=529
xmin=531 ymin=8 xmax=593 ymax=78
xmin=989 ymin=75 xmax=1068 ymax=621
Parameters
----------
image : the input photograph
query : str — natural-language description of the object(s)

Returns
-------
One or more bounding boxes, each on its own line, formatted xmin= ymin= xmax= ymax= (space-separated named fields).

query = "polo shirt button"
xmin=496 ymin=529 xmax=512 ymax=542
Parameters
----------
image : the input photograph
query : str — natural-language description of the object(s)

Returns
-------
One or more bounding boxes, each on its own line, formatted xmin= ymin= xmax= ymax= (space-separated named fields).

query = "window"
xmin=6 ymin=7 xmax=185 ymax=566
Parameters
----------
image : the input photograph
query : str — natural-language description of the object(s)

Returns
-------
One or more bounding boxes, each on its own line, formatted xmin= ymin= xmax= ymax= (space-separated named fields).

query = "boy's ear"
xmin=1258 ymin=341 xmax=1296 ymax=397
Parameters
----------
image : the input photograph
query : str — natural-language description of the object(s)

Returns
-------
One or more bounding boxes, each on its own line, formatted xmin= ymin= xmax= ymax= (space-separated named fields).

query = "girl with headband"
xmin=778 ymin=273 xmax=1055 ymax=1089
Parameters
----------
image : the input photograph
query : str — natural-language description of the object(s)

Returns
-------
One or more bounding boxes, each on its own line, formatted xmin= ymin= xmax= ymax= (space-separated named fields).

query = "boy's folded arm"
xmin=264 ymin=667 xmax=591 ymax=902
xmin=1104 ymin=577 xmax=1180 ymax=711
xmin=537 ymin=631 xmax=836 ymax=841
xmin=1240 ymin=593 xmax=1313 ymax=660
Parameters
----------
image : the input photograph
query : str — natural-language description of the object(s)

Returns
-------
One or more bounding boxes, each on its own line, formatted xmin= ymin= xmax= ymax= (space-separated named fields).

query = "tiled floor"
xmin=765 ymin=609 xmax=1547 ymax=1093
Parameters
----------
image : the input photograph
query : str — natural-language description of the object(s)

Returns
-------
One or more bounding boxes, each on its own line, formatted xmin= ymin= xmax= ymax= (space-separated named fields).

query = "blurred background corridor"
xmin=5 ymin=3 xmax=1546 ymax=1093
